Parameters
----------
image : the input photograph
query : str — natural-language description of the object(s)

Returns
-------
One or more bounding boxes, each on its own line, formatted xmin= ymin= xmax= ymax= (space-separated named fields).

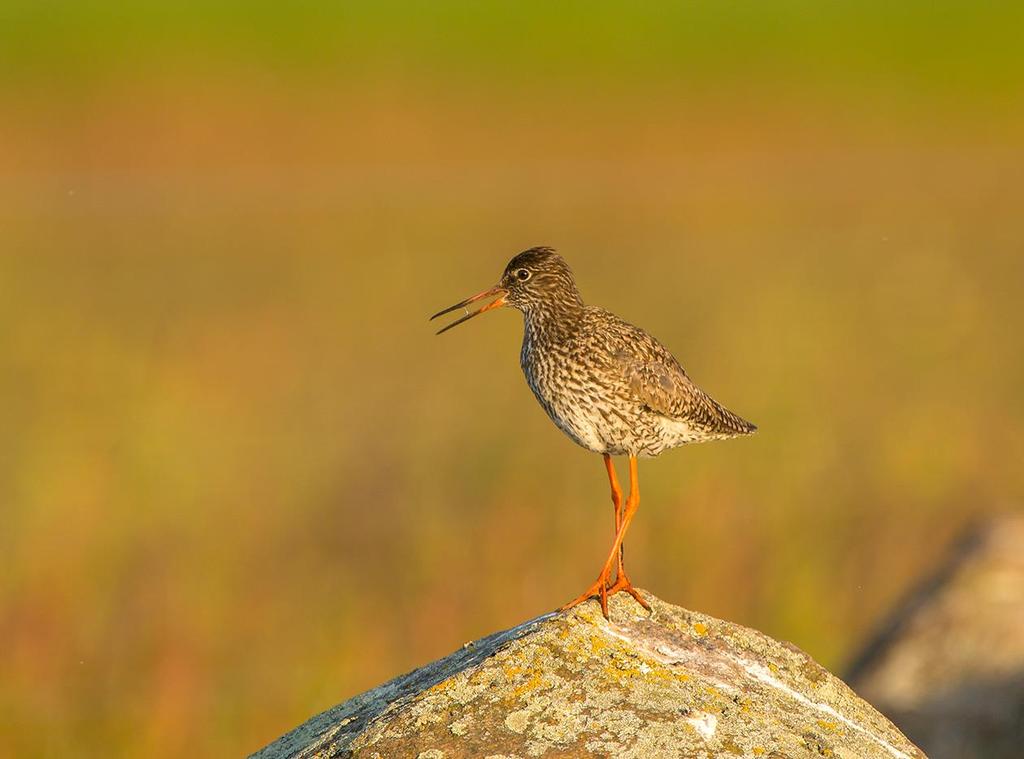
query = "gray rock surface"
xmin=254 ymin=591 xmax=921 ymax=758
xmin=847 ymin=514 xmax=1024 ymax=759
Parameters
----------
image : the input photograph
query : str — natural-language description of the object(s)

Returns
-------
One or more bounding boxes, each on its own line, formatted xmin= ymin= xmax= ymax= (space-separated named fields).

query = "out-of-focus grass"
xmin=3 ymin=1 xmax=1024 ymax=102
xmin=2 ymin=4 xmax=1023 ymax=757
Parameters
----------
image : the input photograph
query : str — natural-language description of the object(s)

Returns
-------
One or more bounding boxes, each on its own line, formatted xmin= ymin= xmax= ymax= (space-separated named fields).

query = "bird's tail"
xmin=706 ymin=393 xmax=757 ymax=437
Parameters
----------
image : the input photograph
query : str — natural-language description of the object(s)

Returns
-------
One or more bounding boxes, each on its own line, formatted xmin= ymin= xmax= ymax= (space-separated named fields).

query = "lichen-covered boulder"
xmin=253 ymin=591 xmax=922 ymax=758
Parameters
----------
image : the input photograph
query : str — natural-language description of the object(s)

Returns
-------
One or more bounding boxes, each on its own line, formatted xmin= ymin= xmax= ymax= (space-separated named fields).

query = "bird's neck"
xmin=522 ymin=295 xmax=585 ymax=344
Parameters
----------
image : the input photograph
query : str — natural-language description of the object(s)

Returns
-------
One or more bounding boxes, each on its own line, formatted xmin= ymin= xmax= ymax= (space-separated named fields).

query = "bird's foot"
xmin=561 ymin=569 xmax=651 ymax=620
xmin=604 ymin=571 xmax=651 ymax=612
xmin=560 ymin=570 xmax=613 ymax=618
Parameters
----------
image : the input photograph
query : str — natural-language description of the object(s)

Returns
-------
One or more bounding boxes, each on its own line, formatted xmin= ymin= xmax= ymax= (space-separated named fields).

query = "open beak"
xmin=430 ymin=285 xmax=508 ymax=335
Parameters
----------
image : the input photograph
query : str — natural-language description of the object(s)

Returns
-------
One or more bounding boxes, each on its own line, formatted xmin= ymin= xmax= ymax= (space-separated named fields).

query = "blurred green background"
xmin=2 ymin=2 xmax=1023 ymax=756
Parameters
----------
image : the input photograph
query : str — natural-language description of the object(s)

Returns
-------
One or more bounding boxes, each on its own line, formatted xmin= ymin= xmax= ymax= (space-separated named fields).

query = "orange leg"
xmin=562 ymin=455 xmax=651 ymax=618
xmin=604 ymin=453 xmax=627 ymax=585
xmin=604 ymin=455 xmax=650 ymax=610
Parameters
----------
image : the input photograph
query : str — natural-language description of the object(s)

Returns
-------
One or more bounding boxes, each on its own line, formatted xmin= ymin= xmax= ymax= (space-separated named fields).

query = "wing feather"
xmin=599 ymin=316 xmax=756 ymax=436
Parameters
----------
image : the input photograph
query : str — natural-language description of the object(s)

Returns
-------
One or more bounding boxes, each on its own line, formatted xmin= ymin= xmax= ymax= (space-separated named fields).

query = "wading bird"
xmin=431 ymin=247 xmax=755 ymax=618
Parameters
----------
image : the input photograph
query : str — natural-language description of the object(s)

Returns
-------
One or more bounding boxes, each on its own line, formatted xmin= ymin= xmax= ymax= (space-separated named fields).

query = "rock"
xmin=847 ymin=515 xmax=1024 ymax=759
xmin=252 ymin=591 xmax=922 ymax=758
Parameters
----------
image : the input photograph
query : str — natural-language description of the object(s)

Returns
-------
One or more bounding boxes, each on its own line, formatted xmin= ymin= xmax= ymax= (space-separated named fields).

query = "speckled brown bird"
xmin=430 ymin=247 xmax=756 ymax=618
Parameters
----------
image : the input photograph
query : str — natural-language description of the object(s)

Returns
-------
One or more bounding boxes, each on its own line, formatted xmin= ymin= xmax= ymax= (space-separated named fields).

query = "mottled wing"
xmin=608 ymin=329 xmax=696 ymax=418
xmin=602 ymin=315 xmax=756 ymax=436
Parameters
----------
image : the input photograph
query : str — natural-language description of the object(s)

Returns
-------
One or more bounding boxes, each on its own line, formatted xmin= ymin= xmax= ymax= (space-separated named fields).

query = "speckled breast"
xmin=520 ymin=334 xmax=673 ymax=457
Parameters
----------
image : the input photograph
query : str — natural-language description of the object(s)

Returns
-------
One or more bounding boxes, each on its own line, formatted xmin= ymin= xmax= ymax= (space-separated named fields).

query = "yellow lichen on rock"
xmin=252 ymin=591 xmax=924 ymax=759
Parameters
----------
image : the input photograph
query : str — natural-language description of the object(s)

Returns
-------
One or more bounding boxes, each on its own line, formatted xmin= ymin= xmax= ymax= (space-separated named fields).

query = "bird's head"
xmin=430 ymin=247 xmax=581 ymax=334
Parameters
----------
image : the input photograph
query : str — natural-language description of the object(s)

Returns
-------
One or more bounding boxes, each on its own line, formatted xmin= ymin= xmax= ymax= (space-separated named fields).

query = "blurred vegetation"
xmin=1 ymin=2 xmax=1023 ymax=757
xmin=3 ymin=2 xmax=1024 ymax=99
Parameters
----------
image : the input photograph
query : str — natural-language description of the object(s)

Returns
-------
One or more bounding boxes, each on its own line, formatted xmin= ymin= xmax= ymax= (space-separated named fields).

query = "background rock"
xmin=847 ymin=515 xmax=1024 ymax=759
xmin=254 ymin=592 xmax=921 ymax=758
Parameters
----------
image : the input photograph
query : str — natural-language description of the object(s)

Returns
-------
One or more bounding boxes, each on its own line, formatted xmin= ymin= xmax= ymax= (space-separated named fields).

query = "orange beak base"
xmin=430 ymin=286 xmax=508 ymax=334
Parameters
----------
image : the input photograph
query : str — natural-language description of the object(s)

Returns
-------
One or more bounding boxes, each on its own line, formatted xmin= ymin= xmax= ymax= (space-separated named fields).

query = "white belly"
xmin=546 ymin=395 xmax=610 ymax=453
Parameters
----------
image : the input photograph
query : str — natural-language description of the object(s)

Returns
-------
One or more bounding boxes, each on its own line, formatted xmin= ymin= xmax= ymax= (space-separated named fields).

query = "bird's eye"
xmin=516 ymin=269 xmax=531 ymax=281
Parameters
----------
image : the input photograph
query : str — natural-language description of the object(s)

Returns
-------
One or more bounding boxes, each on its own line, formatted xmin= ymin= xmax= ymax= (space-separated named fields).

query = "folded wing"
xmin=605 ymin=321 xmax=757 ymax=438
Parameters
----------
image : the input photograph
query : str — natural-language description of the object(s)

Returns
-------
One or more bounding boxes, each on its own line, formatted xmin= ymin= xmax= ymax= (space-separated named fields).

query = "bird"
xmin=430 ymin=247 xmax=756 ymax=618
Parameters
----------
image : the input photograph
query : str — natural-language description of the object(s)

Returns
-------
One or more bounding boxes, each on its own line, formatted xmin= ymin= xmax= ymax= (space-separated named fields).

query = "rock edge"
xmin=252 ymin=591 xmax=924 ymax=758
